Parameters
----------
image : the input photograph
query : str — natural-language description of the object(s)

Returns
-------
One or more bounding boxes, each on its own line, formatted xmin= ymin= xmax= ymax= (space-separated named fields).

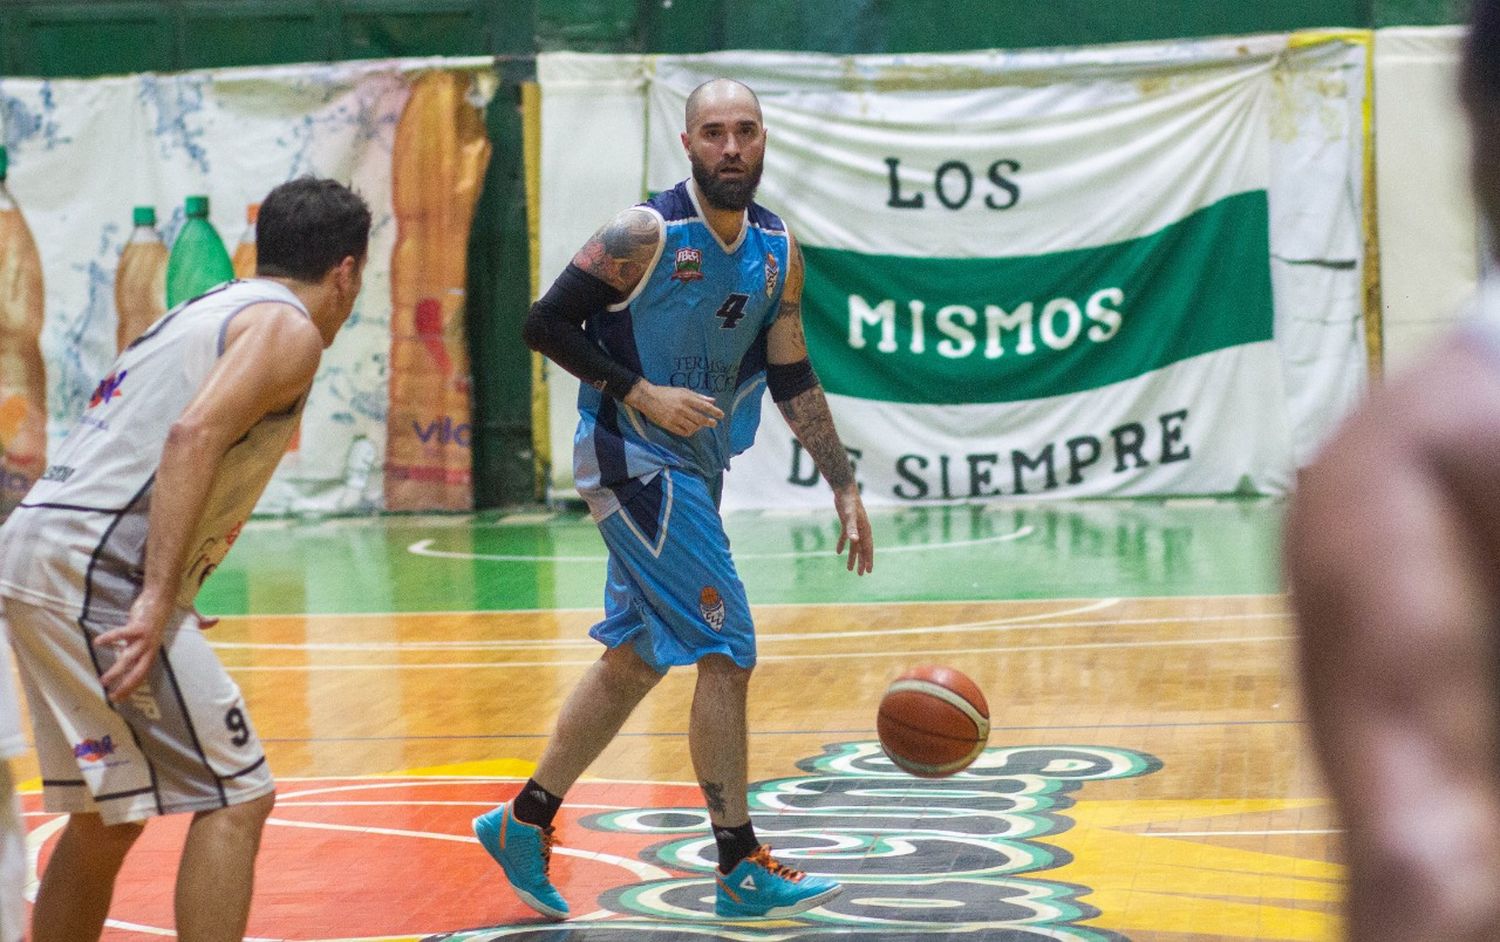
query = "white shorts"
xmin=0 ymin=764 xmax=21 ymax=942
xmin=3 ymin=596 xmax=272 ymax=825
xmin=0 ymin=622 xmax=23 ymax=763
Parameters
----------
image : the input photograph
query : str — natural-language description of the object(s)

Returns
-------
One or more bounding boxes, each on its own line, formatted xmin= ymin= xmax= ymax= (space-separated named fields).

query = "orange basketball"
xmin=877 ymin=665 xmax=991 ymax=778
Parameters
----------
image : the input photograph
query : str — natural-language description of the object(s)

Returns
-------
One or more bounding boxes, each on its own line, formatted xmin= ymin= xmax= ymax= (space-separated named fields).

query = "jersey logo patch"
xmin=765 ymin=251 xmax=779 ymax=297
xmin=672 ymin=247 xmax=704 ymax=282
xmin=72 ymin=735 xmax=116 ymax=762
xmin=88 ymin=369 xmax=128 ymax=408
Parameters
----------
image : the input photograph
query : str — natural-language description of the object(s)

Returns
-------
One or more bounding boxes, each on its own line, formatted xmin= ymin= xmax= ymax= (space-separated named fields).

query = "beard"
xmin=690 ymin=152 xmax=763 ymax=211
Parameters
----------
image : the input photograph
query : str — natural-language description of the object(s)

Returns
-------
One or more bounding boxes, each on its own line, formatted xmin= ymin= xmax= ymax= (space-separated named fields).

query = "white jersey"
xmin=0 ymin=279 xmax=308 ymax=623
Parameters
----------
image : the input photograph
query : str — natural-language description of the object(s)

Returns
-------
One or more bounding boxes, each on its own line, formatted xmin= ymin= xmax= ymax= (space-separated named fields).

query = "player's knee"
xmin=602 ymin=646 xmax=665 ymax=694
xmin=201 ymin=791 xmax=276 ymax=832
xmin=697 ymin=653 xmax=752 ymax=682
xmin=67 ymin=813 xmax=145 ymax=855
xmin=236 ymin=790 xmax=276 ymax=823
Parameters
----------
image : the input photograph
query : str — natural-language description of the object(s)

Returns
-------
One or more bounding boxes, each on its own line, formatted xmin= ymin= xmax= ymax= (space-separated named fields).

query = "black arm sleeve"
xmin=522 ymin=263 xmax=642 ymax=400
xmin=766 ymin=357 xmax=819 ymax=403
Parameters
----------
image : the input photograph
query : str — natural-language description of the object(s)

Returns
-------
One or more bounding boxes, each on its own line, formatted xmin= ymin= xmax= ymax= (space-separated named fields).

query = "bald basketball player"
xmin=474 ymin=78 xmax=873 ymax=921
xmin=0 ymin=177 xmax=370 ymax=942
xmin=1285 ymin=4 xmax=1500 ymax=938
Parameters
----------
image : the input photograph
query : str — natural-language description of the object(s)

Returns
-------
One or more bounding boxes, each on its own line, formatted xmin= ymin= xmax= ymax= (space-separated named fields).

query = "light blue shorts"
xmin=589 ymin=469 xmax=755 ymax=673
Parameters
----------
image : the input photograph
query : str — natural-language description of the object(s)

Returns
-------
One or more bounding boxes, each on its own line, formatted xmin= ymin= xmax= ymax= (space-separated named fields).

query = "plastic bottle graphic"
xmin=336 ymin=435 xmax=377 ymax=512
xmin=384 ymin=71 xmax=491 ymax=511
xmin=166 ymin=195 xmax=234 ymax=308
xmin=231 ymin=202 xmax=258 ymax=280
xmin=114 ymin=206 xmax=168 ymax=352
xmin=0 ymin=147 xmax=47 ymax=521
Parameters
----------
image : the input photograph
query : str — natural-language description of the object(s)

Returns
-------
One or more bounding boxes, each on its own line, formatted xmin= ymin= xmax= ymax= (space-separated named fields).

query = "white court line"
xmin=220 ymin=634 xmax=1292 ymax=672
xmin=276 ymin=800 xmax=632 ymax=810
xmin=1139 ymin=828 xmax=1341 ymax=837
xmin=204 ymin=590 xmax=1288 ymax=620
xmin=266 ymin=818 xmax=673 ymax=880
xmin=209 ymin=598 xmax=1148 ymax=651
xmin=406 ymin=524 xmax=1034 ymax=564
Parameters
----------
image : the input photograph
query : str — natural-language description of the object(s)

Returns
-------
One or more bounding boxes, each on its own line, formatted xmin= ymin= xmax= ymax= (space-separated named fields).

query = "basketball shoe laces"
xmin=539 ymin=826 xmax=558 ymax=875
xmin=748 ymin=845 xmax=805 ymax=883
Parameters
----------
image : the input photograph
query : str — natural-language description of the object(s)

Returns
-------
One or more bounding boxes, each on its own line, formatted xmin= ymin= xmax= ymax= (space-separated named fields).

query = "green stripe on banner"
xmin=802 ymin=191 xmax=1273 ymax=405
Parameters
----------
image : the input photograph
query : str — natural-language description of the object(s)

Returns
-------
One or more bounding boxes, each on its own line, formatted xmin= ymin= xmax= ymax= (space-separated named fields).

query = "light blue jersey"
xmin=573 ymin=179 xmax=791 ymax=520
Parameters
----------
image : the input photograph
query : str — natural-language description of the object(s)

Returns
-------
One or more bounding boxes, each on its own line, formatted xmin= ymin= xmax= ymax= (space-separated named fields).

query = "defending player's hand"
xmin=626 ymin=380 xmax=724 ymax=436
xmin=834 ymin=484 xmax=874 ymax=576
xmin=94 ymin=592 xmax=171 ymax=702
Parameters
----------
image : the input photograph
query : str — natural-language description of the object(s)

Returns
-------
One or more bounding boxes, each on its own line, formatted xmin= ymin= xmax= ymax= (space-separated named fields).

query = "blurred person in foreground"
xmin=1286 ymin=3 xmax=1500 ymax=938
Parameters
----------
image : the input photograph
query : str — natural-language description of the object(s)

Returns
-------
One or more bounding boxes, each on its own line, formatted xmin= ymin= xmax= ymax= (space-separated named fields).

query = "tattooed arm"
xmin=767 ymin=234 xmax=873 ymax=575
xmin=523 ymin=208 xmax=723 ymax=435
xmin=572 ymin=207 xmax=660 ymax=294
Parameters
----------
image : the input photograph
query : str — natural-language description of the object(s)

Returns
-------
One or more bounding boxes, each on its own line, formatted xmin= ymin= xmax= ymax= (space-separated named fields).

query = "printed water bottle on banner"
xmin=232 ymin=202 xmax=258 ymax=279
xmin=166 ymin=194 xmax=234 ymax=307
xmin=0 ymin=146 xmax=47 ymax=521
xmin=114 ymin=205 xmax=168 ymax=351
xmin=384 ymin=71 xmax=491 ymax=510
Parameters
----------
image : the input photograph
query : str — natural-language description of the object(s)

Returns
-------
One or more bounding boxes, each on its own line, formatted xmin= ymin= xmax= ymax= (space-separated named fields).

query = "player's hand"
xmin=626 ymin=380 xmax=724 ymax=436
xmin=95 ymin=591 xmax=171 ymax=702
xmin=834 ymin=484 xmax=874 ymax=575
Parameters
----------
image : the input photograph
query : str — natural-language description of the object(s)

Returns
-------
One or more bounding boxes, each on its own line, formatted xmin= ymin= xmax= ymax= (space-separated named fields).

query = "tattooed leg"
xmin=690 ymin=654 xmax=752 ymax=827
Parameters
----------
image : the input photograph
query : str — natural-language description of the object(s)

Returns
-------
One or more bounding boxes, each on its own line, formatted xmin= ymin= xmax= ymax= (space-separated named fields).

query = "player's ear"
xmin=334 ymin=255 xmax=360 ymax=293
xmin=680 ymin=130 xmax=691 ymax=152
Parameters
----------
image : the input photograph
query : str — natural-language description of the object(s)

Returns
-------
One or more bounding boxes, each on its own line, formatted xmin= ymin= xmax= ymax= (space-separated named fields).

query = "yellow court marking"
xmin=381 ymin=758 xmax=538 ymax=779
xmin=1050 ymin=798 xmax=1340 ymax=940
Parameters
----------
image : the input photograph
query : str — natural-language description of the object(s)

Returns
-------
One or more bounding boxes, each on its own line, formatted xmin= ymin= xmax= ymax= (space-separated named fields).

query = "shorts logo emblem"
xmin=699 ymin=586 xmax=725 ymax=631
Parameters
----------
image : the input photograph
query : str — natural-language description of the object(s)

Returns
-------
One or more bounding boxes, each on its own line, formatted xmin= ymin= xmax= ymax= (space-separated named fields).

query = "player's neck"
xmin=691 ymin=180 xmax=746 ymax=245
xmin=262 ymin=275 xmax=338 ymax=346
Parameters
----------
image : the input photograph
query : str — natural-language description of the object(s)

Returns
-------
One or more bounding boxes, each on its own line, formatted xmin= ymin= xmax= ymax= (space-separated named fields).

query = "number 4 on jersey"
xmin=715 ymin=293 xmax=750 ymax=329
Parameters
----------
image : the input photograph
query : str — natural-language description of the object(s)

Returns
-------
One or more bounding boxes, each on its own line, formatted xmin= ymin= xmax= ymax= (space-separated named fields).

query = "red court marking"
xmin=23 ymin=779 xmax=704 ymax=941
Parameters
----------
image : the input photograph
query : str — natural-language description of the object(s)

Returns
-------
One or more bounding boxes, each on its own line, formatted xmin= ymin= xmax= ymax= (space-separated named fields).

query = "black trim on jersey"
xmin=736 ymin=324 xmax=770 ymax=390
xmin=94 ymin=785 xmax=156 ymax=802
xmin=621 ymin=472 xmax=666 ymax=544
xmin=17 ymin=501 xmax=134 ymax=514
xmin=79 ymin=474 xmax=155 ymax=625
xmin=41 ymin=778 xmax=84 ymax=786
xmin=76 ymin=473 xmax=165 ymax=813
xmin=124 ymin=280 xmax=237 ymax=353
xmin=215 ymin=289 xmax=309 ymax=357
xmin=158 ymin=646 xmax=228 ymax=806
xmin=220 ymin=755 xmax=267 ymax=781
xmin=75 ymin=616 xmax=166 ymax=816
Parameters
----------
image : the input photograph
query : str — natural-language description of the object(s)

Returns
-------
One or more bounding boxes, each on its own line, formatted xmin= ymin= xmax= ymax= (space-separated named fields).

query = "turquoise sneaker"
xmin=714 ymin=845 xmax=842 ymax=918
xmin=472 ymin=804 xmax=569 ymax=920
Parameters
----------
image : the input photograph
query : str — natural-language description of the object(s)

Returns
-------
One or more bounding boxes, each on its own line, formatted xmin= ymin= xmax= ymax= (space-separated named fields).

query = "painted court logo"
xmin=671 ymin=247 xmax=703 ymax=282
xmin=698 ymin=586 xmax=725 ymax=631
xmin=72 ymin=735 xmax=116 ymax=762
xmin=420 ymin=742 xmax=1164 ymax=940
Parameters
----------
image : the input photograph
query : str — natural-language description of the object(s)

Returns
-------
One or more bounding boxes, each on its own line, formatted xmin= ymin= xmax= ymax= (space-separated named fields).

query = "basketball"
xmin=877 ymin=666 xmax=991 ymax=778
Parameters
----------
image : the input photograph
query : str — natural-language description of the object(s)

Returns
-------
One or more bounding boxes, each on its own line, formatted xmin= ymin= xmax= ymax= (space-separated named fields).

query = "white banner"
xmin=538 ymin=36 xmax=1369 ymax=508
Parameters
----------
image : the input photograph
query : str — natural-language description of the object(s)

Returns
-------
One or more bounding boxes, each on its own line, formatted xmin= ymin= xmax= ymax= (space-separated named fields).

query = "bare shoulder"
xmin=572 ymin=207 xmax=663 ymax=294
xmin=223 ymin=302 xmax=323 ymax=364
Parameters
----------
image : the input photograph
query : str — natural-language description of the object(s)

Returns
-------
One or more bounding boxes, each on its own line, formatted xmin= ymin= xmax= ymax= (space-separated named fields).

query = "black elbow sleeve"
xmin=524 ymin=264 xmax=642 ymax=401
xmin=521 ymin=306 xmax=548 ymax=352
xmin=767 ymin=358 xmax=819 ymax=402
xmin=532 ymin=263 xmax=621 ymax=327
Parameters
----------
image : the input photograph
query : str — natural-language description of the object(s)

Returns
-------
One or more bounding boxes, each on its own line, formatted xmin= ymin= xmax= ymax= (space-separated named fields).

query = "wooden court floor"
xmin=8 ymin=500 xmax=1338 ymax=941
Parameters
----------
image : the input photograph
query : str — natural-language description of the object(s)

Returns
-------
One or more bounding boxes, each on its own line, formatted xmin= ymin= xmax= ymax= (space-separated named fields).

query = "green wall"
xmin=0 ymin=0 xmax=1468 ymax=507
